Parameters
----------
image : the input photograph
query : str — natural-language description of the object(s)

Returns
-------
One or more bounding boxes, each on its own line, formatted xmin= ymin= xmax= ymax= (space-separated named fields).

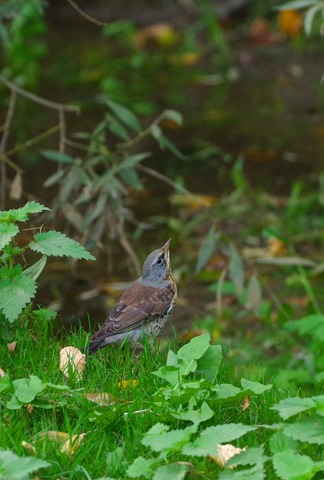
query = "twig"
xmin=4 ymin=125 xmax=60 ymax=158
xmin=0 ymin=74 xmax=79 ymax=113
xmin=66 ymin=0 xmax=107 ymax=26
xmin=137 ymin=164 xmax=195 ymax=198
xmin=0 ymin=90 xmax=17 ymax=209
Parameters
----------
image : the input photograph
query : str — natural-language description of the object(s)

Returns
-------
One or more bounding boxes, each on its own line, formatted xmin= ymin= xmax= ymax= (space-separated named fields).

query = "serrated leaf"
xmin=196 ymin=227 xmax=219 ymax=272
xmin=105 ymin=98 xmax=140 ymax=132
xmin=284 ymin=415 xmax=324 ymax=444
xmin=269 ymin=432 xmax=298 ymax=454
xmin=228 ymin=244 xmax=244 ymax=296
xmin=0 ymin=266 xmax=37 ymax=322
xmin=0 ymin=201 xmax=50 ymax=223
xmin=163 ymin=109 xmax=183 ymax=126
xmin=218 ymin=464 xmax=265 ymax=480
xmin=272 ymin=397 xmax=316 ymax=420
xmin=182 ymin=423 xmax=257 ymax=457
xmin=226 ymin=447 xmax=266 ymax=467
xmin=42 ymin=150 xmax=74 ymax=164
xmin=29 ymin=231 xmax=95 ymax=260
xmin=142 ymin=424 xmax=196 ymax=454
xmin=127 ymin=456 xmax=155 ymax=479
xmin=24 ymin=255 xmax=48 ymax=280
xmin=153 ymin=463 xmax=188 ymax=480
xmin=273 ymin=451 xmax=317 ymax=480
xmin=0 ymin=449 xmax=50 ymax=478
xmin=0 ymin=223 xmax=19 ymax=249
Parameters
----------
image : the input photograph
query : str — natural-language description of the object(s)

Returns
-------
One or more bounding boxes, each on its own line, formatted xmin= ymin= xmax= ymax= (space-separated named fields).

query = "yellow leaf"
xmin=59 ymin=346 xmax=86 ymax=379
xmin=35 ymin=431 xmax=86 ymax=458
xmin=279 ymin=10 xmax=303 ymax=38
xmin=117 ymin=380 xmax=139 ymax=389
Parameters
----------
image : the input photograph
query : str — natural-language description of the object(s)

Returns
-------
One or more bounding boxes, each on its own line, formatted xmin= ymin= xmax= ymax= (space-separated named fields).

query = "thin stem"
xmin=66 ymin=0 xmax=107 ymax=26
xmin=137 ymin=164 xmax=194 ymax=198
xmin=0 ymin=89 xmax=17 ymax=209
xmin=5 ymin=125 xmax=60 ymax=157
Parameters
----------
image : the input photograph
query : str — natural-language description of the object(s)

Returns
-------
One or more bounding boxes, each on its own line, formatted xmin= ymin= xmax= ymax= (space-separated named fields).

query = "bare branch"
xmin=0 ymin=90 xmax=17 ymax=209
xmin=66 ymin=0 xmax=107 ymax=27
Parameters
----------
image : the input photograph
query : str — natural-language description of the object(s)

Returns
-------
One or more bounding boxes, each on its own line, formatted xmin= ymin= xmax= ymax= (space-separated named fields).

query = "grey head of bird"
xmin=141 ymin=239 xmax=171 ymax=283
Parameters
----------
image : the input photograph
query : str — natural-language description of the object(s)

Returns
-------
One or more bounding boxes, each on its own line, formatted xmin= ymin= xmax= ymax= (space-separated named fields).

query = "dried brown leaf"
xmin=10 ymin=172 xmax=23 ymax=200
xmin=83 ymin=392 xmax=118 ymax=406
xmin=59 ymin=346 xmax=86 ymax=379
xmin=209 ymin=444 xmax=246 ymax=468
xmin=35 ymin=431 xmax=86 ymax=458
xmin=0 ymin=367 xmax=6 ymax=377
xmin=22 ymin=440 xmax=37 ymax=455
xmin=7 ymin=341 xmax=17 ymax=353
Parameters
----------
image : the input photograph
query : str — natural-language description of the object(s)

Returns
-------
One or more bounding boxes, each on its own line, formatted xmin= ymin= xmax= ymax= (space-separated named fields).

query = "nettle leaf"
xmin=272 ymin=451 xmax=319 ymax=480
xmin=182 ymin=423 xmax=257 ymax=457
xmin=196 ymin=226 xmax=219 ymax=273
xmin=0 ymin=201 xmax=49 ymax=222
xmin=142 ymin=424 xmax=196 ymax=455
xmin=30 ymin=231 xmax=95 ymax=260
xmin=272 ymin=397 xmax=316 ymax=420
xmin=0 ymin=449 xmax=50 ymax=478
xmin=269 ymin=432 xmax=298 ymax=455
xmin=0 ymin=266 xmax=37 ymax=322
xmin=24 ymin=255 xmax=48 ymax=281
xmin=218 ymin=464 xmax=265 ymax=480
xmin=177 ymin=333 xmax=211 ymax=375
xmin=153 ymin=463 xmax=188 ymax=480
xmin=226 ymin=447 xmax=266 ymax=468
xmin=0 ymin=223 xmax=19 ymax=249
xmin=127 ymin=456 xmax=155 ymax=479
xmin=284 ymin=415 xmax=324 ymax=444
xmin=105 ymin=98 xmax=141 ymax=133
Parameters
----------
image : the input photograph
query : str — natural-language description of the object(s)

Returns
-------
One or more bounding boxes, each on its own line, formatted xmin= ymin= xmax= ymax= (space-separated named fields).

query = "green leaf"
xmin=142 ymin=424 xmax=196 ymax=455
xmin=0 ymin=223 xmax=19 ymax=249
xmin=105 ymin=113 xmax=131 ymax=141
xmin=171 ymin=401 xmax=214 ymax=425
xmin=162 ymin=109 xmax=183 ymax=126
xmin=196 ymin=227 xmax=219 ymax=273
xmin=24 ymin=255 xmax=48 ymax=280
xmin=269 ymin=432 xmax=298 ymax=454
xmin=0 ymin=266 xmax=37 ymax=322
xmin=0 ymin=201 xmax=49 ymax=222
xmin=105 ymin=98 xmax=141 ymax=132
xmin=228 ymin=243 xmax=244 ymax=296
xmin=0 ymin=449 xmax=50 ymax=479
xmin=240 ymin=379 xmax=272 ymax=395
xmin=285 ymin=314 xmax=324 ymax=341
xmin=226 ymin=447 xmax=266 ymax=467
xmin=153 ymin=463 xmax=188 ymax=480
xmin=42 ymin=150 xmax=74 ymax=164
xmin=182 ymin=423 xmax=257 ymax=457
xmin=275 ymin=0 xmax=317 ymax=10
xmin=272 ymin=397 xmax=316 ymax=420
xmin=196 ymin=344 xmax=222 ymax=382
xmin=177 ymin=333 xmax=211 ymax=375
xmin=273 ymin=451 xmax=318 ymax=480
xmin=152 ymin=366 xmax=180 ymax=386
xmin=10 ymin=375 xmax=46 ymax=407
xmin=218 ymin=464 xmax=265 ymax=480
xmin=127 ymin=456 xmax=155 ymax=479
xmin=284 ymin=415 xmax=324 ymax=444
xmin=0 ymin=375 xmax=11 ymax=393
xmin=29 ymin=231 xmax=95 ymax=260
xmin=304 ymin=3 xmax=323 ymax=35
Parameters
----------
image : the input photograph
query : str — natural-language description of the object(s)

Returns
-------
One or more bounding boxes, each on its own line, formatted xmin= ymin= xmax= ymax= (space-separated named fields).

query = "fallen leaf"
xmin=278 ymin=10 xmax=303 ymax=38
xmin=26 ymin=404 xmax=34 ymax=414
xmin=267 ymin=237 xmax=286 ymax=256
xmin=209 ymin=444 xmax=246 ymax=468
xmin=35 ymin=431 xmax=86 ymax=458
xmin=22 ymin=440 xmax=37 ymax=455
xmin=242 ymin=396 xmax=250 ymax=410
xmin=117 ymin=380 xmax=139 ymax=389
xmin=0 ymin=367 xmax=6 ymax=377
xmin=10 ymin=172 xmax=23 ymax=200
xmin=7 ymin=341 xmax=17 ymax=353
xmin=83 ymin=392 xmax=118 ymax=406
xmin=170 ymin=193 xmax=217 ymax=210
xmin=59 ymin=347 xmax=86 ymax=379
xmin=134 ymin=23 xmax=180 ymax=49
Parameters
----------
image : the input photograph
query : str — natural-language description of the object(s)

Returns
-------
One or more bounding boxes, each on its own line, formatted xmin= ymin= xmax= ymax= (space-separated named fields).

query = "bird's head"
xmin=142 ymin=239 xmax=172 ymax=282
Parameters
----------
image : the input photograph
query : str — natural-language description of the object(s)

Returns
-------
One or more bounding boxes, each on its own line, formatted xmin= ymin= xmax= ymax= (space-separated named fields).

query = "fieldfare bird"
xmin=88 ymin=239 xmax=177 ymax=354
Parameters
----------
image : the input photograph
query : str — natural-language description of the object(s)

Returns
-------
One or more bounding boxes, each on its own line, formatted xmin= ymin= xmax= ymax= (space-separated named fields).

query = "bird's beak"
xmin=163 ymin=238 xmax=172 ymax=252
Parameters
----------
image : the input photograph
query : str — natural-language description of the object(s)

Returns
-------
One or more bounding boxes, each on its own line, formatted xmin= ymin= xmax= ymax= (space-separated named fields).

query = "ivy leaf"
xmin=284 ymin=415 xmax=324 ymax=444
xmin=153 ymin=463 xmax=189 ymax=480
xmin=0 ymin=450 xmax=50 ymax=479
xmin=0 ymin=266 xmax=37 ymax=322
xmin=182 ymin=423 xmax=257 ymax=457
xmin=29 ymin=231 xmax=95 ymax=260
xmin=0 ymin=223 xmax=19 ymax=249
xmin=272 ymin=397 xmax=316 ymax=420
xmin=171 ymin=401 xmax=214 ymax=425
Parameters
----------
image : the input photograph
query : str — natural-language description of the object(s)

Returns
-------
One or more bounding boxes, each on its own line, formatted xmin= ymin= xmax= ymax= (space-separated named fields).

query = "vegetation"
xmin=0 ymin=1 xmax=324 ymax=479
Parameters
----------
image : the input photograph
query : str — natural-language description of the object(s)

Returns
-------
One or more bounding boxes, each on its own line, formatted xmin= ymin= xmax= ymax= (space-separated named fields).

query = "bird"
xmin=88 ymin=239 xmax=177 ymax=354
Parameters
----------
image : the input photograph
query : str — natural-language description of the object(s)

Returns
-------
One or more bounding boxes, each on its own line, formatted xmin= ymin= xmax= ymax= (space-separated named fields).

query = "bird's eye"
xmin=156 ymin=255 xmax=163 ymax=265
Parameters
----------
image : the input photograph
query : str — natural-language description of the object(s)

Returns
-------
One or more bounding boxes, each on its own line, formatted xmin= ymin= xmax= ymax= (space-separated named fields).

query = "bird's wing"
xmin=90 ymin=281 xmax=176 ymax=341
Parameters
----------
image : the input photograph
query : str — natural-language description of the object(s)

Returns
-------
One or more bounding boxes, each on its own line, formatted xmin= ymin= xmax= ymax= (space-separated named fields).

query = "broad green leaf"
xmin=196 ymin=226 xmax=219 ymax=273
xmin=182 ymin=423 xmax=257 ymax=457
xmin=275 ymin=0 xmax=317 ymax=10
xmin=142 ymin=424 xmax=196 ymax=454
xmin=285 ymin=314 xmax=324 ymax=341
xmin=0 ymin=375 xmax=10 ymax=393
xmin=273 ymin=451 xmax=318 ymax=480
xmin=0 ymin=266 xmax=37 ymax=322
xmin=30 ymin=231 xmax=95 ymax=260
xmin=127 ymin=456 xmax=155 ymax=479
xmin=24 ymin=255 xmax=48 ymax=280
xmin=272 ymin=397 xmax=316 ymax=420
xmin=228 ymin=244 xmax=244 ymax=296
xmin=152 ymin=366 xmax=180 ymax=386
xmin=0 ymin=201 xmax=49 ymax=222
xmin=0 ymin=223 xmax=19 ymax=249
xmin=153 ymin=463 xmax=188 ymax=480
xmin=42 ymin=149 xmax=74 ymax=164
xmin=105 ymin=98 xmax=140 ymax=132
xmin=171 ymin=401 xmax=214 ymax=425
xmin=196 ymin=344 xmax=222 ymax=382
xmin=226 ymin=447 xmax=266 ymax=467
xmin=0 ymin=449 xmax=50 ymax=478
xmin=12 ymin=375 xmax=46 ymax=404
xmin=313 ymin=395 xmax=324 ymax=416
xmin=166 ymin=349 xmax=178 ymax=367
xmin=177 ymin=334 xmax=211 ymax=375
xmin=214 ymin=383 xmax=242 ymax=400
xmin=240 ymin=379 xmax=272 ymax=395
xmin=162 ymin=109 xmax=183 ymax=126
xmin=284 ymin=415 xmax=324 ymax=444
xmin=218 ymin=464 xmax=265 ymax=480
xmin=269 ymin=432 xmax=298 ymax=454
